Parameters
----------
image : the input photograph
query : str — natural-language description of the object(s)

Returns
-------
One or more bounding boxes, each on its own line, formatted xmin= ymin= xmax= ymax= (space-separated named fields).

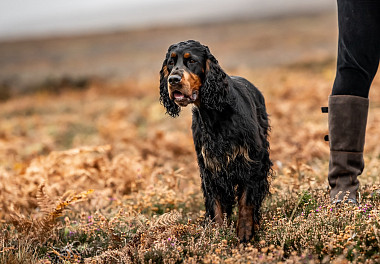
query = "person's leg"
xmin=328 ymin=0 xmax=380 ymax=203
xmin=332 ymin=0 xmax=380 ymax=97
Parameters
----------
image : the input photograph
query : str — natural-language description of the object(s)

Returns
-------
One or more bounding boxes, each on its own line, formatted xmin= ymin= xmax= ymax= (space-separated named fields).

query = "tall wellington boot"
xmin=327 ymin=95 xmax=369 ymax=203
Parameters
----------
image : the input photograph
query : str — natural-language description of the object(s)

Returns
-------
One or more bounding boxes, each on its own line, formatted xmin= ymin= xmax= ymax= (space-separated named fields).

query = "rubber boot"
xmin=328 ymin=95 xmax=369 ymax=203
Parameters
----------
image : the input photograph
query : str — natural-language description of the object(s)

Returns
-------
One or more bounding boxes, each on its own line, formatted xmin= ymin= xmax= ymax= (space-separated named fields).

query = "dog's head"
xmin=159 ymin=40 xmax=228 ymax=117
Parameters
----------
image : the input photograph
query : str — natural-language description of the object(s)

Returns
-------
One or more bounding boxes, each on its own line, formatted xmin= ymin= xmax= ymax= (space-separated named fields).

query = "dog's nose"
xmin=168 ymin=75 xmax=182 ymax=85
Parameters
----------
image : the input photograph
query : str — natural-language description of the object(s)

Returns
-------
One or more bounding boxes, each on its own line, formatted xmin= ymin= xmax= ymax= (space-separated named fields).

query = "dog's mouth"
xmin=173 ymin=91 xmax=185 ymax=100
xmin=172 ymin=90 xmax=198 ymax=106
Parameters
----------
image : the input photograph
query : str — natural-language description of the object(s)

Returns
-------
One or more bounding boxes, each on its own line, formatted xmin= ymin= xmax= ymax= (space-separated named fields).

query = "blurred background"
xmin=0 ymin=0 xmax=337 ymax=96
xmin=1 ymin=0 xmax=335 ymax=39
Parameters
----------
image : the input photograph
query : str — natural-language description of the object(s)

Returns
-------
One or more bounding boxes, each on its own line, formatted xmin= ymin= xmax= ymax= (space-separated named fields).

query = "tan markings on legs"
xmin=237 ymin=191 xmax=255 ymax=242
xmin=214 ymin=199 xmax=224 ymax=225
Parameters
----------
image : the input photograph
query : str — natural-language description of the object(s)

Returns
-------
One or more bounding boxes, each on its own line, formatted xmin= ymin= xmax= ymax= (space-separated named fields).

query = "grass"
xmin=1 ymin=59 xmax=380 ymax=263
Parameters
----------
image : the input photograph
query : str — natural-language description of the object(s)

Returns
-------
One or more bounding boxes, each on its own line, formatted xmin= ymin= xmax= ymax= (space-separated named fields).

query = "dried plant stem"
xmin=280 ymin=192 xmax=304 ymax=250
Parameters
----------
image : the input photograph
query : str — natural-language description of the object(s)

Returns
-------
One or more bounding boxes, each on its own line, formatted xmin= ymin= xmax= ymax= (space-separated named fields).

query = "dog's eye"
xmin=168 ymin=61 xmax=174 ymax=66
xmin=188 ymin=59 xmax=196 ymax=64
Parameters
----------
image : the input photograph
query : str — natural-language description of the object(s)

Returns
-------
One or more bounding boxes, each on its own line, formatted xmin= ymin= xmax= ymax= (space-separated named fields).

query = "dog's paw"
xmin=237 ymin=216 xmax=255 ymax=242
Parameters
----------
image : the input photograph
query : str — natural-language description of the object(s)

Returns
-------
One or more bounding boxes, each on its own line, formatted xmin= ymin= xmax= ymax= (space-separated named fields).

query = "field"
xmin=1 ymin=12 xmax=380 ymax=263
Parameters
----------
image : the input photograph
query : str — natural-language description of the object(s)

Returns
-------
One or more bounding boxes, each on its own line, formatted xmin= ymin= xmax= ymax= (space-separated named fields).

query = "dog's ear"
xmin=159 ymin=52 xmax=181 ymax=117
xmin=201 ymin=46 xmax=229 ymax=111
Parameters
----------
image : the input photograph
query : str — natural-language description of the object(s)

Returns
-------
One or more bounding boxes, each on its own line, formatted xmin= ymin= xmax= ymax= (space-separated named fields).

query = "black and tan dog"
xmin=159 ymin=40 xmax=272 ymax=242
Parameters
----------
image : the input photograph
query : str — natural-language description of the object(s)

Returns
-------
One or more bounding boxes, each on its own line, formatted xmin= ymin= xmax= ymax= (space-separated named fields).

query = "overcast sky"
xmin=0 ymin=0 xmax=335 ymax=40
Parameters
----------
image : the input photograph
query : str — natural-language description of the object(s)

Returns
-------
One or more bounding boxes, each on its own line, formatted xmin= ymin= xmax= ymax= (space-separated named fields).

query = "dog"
xmin=159 ymin=40 xmax=272 ymax=242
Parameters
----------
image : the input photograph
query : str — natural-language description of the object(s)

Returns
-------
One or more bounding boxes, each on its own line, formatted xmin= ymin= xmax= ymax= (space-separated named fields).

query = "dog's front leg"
xmin=204 ymin=195 xmax=225 ymax=225
xmin=202 ymin=182 xmax=226 ymax=225
xmin=212 ymin=198 xmax=225 ymax=225
xmin=237 ymin=190 xmax=255 ymax=242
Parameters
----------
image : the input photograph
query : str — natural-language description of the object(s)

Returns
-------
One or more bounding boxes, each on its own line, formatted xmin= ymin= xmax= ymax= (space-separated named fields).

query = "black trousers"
xmin=332 ymin=0 xmax=380 ymax=98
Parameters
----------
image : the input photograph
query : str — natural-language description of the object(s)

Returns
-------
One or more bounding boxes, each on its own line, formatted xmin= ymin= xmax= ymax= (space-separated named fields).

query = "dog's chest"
xmin=192 ymin=108 xmax=253 ymax=172
xmin=200 ymin=144 xmax=252 ymax=172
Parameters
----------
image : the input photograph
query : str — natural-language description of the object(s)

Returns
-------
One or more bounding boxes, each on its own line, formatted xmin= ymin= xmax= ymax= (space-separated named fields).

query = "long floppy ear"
xmin=159 ymin=55 xmax=181 ymax=117
xmin=201 ymin=47 xmax=229 ymax=111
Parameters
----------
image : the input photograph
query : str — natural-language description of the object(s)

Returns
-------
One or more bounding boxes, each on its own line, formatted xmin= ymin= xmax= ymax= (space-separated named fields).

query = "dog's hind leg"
xmin=237 ymin=173 xmax=269 ymax=242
